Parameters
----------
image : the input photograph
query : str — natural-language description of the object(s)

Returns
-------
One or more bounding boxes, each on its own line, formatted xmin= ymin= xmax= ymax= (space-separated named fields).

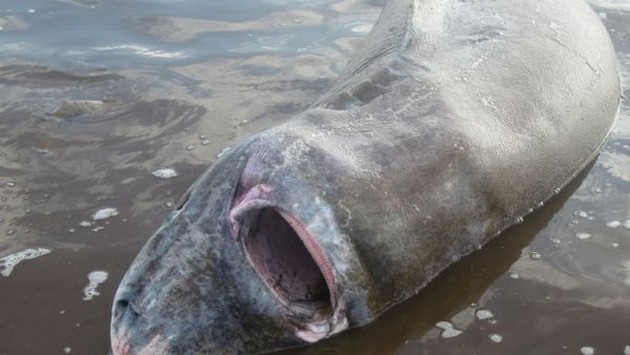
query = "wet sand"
xmin=0 ymin=0 xmax=628 ymax=354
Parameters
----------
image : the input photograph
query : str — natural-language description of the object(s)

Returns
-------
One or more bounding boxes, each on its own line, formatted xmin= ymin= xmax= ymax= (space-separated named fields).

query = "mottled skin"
xmin=111 ymin=0 xmax=620 ymax=353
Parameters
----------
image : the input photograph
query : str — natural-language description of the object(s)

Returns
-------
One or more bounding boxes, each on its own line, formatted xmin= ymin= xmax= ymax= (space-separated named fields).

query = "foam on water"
xmin=0 ymin=248 xmax=51 ymax=277
xmin=576 ymin=232 xmax=592 ymax=240
xmin=580 ymin=346 xmax=595 ymax=355
xmin=91 ymin=207 xmax=118 ymax=221
xmin=489 ymin=334 xmax=503 ymax=343
xmin=624 ymin=345 xmax=630 ymax=355
xmin=82 ymin=271 xmax=108 ymax=301
xmin=475 ymin=309 xmax=494 ymax=320
xmin=435 ymin=321 xmax=463 ymax=339
xmin=151 ymin=167 xmax=178 ymax=179
xmin=606 ymin=220 xmax=621 ymax=228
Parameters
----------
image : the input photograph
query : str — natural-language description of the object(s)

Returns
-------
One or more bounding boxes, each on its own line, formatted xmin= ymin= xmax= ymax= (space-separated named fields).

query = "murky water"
xmin=0 ymin=0 xmax=628 ymax=354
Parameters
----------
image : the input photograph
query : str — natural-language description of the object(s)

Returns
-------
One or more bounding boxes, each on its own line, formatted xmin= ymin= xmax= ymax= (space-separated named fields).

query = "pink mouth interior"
xmin=239 ymin=207 xmax=333 ymax=318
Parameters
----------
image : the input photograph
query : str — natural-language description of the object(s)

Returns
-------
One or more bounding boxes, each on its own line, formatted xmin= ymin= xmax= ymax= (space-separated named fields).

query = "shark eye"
xmin=241 ymin=207 xmax=332 ymax=318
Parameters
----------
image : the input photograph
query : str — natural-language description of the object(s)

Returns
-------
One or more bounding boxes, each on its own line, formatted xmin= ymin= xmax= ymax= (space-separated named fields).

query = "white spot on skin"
xmin=92 ymin=208 xmax=118 ymax=221
xmin=0 ymin=248 xmax=51 ymax=277
xmin=475 ymin=309 xmax=494 ymax=320
xmin=580 ymin=346 xmax=595 ymax=355
xmin=151 ymin=168 xmax=178 ymax=179
xmin=83 ymin=271 xmax=108 ymax=301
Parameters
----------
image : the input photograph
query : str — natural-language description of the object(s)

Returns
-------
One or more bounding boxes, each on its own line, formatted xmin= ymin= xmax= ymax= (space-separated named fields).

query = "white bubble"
xmin=612 ymin=243 xmax=619 ymax=248
xmin=509 ymin=272 xmax=519 ymax=279
xmin=0 ymin=248 xmax=51 ymax=277
xmin=92 ymin=207 xmax=118 ymax=221
xmin=186 ymin=144 xmax=195 ymax=151
xmin=576 ymin=211 xmax=589 ymax=218
xmin=489 ymin=334 xmax=503 ymax=343
xmin=606 ymin=221 xmax=621 ymax=228
xmin=151 ymin=168 xmax=178 ymax=179
xmin=623 ymin=219 xmax=630 ymax=230
xmin=580 ymin=346 xmax=595 ymax=355
xmin=63 ymin=347 xmax=71 ymax=353
xmin=530 ymin=252 xmax=541 ymax=260
xmin=79 ymin=221 xmax=92 ymax=227
xmin=83 ymin=271 xmax=108 ymax=301
xmin=475 ymin=309 xmax=494 ymax=320
xmin=576 ymin=233 xmax=592 ymax=240
xmin=624 ymin=345 xmax=630 ymax=355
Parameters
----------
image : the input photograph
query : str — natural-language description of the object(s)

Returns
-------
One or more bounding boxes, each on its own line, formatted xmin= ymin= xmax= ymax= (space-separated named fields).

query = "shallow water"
xmin=0 ymin=0 xmax=628 ymax=354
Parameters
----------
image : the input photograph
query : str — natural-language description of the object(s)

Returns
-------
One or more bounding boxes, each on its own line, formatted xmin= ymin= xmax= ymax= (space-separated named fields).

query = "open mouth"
xmin=230 ymin=184 xmax=346 ymax=341
xmin=241 ymin=207 xmax=333 ymax=317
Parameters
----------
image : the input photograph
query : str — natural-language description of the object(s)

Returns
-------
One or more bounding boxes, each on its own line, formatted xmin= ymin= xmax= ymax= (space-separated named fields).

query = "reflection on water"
xmin=0 ymin=0 xmax=628 ymax=354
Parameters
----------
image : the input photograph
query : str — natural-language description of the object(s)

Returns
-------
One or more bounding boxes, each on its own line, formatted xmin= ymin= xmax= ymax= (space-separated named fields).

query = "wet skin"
xmin=111 ymin=0 xmax=620 ymax=353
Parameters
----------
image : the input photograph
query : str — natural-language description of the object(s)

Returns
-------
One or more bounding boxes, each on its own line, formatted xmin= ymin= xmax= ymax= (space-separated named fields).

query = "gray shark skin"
xmin=110 ymin=0 xmax=620 ymax=353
